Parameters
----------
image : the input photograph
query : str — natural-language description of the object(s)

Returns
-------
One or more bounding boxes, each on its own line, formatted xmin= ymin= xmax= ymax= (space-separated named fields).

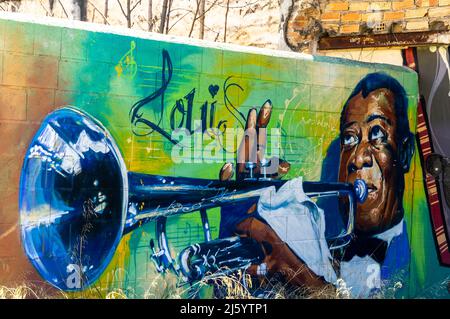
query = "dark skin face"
xmin=339 ymin=88 xmax=403 ymax=235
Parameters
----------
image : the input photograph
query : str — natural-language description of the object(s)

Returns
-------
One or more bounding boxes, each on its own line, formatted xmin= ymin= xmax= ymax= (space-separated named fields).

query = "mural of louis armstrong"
xmin=218 ymin=73 xmax=415 ymax=298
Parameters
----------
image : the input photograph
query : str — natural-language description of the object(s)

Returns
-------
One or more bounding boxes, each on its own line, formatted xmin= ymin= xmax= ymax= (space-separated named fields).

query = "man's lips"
xmin=367 ymin=183 xmax=378 ymax=193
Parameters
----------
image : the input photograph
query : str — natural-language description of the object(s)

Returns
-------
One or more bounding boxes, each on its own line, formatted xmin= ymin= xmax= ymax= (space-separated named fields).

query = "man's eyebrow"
xmin=366 ymin=114 xmax=392 ymax=125
xmin=342 ymin=121 xmax=357 ymax=130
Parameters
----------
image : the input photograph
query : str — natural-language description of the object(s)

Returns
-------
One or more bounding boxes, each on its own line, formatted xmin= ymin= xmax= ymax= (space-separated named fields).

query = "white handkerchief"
xmin=257 ymin=177 xmax=337 ymax=284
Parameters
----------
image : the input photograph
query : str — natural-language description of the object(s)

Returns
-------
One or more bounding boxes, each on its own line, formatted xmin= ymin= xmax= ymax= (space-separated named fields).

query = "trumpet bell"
xmin=19 ymin=107 xmax=128 ymax=290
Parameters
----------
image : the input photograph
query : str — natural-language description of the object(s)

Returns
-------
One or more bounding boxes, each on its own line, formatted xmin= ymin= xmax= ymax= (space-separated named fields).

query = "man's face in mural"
xmin=339 ymin=88 xmax=403 ymax=235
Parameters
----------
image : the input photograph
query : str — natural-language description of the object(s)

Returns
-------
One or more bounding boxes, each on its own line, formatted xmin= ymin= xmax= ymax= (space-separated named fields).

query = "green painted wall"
xmin=0 ymin=15 xmax=448 ymax=298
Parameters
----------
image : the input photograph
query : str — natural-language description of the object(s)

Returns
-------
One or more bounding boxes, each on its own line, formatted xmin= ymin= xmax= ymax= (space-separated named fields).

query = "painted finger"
xmin=219 ymin=162 xmax=234 ymax=181
xmin=277 ymin=158 xmax=291 ymax=179
xmin=245 ymin=108 xmax=258 ymax=165
xmin=258 ymin=157 xmax=290 ymax=178
xmin=245 ymin=107 xmax=258 ymax=130
xmin=256 ymin=99 xmax=272 ymax=128
xmin=237 ymin=108 xmax=258 ymax=178
xmin=256 ymin=100 xmax=272 ymax=165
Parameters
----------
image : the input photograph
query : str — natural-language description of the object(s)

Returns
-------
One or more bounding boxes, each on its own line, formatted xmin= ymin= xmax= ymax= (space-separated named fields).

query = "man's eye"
xmin=370 ymin=125 xmax=386 ymax=141
xmin=343 ymin=134 xmax=357 ymax=146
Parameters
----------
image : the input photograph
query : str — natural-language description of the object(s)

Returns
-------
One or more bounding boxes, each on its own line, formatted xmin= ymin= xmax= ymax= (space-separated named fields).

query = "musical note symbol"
xmin=115 ymin=40 xmax=137 ymax=79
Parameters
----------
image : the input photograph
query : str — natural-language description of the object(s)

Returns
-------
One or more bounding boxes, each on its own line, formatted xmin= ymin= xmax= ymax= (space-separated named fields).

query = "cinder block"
xmin=0 ymin=184 xmax=19 ymax=207
xmin=180 ymin=44 xmax=203 ymax=73
xmin=312 ymin=61 xmax=332 ymax=87
xmin=26 ymin=88 xmax=55 ymax=122
xmin=262 ymin=54 xmax=288 ymax=82
xmin=105 ymin=95 xmax=141 ymax=127
xmin=328 ymin=64 xmax=348 ymax=89
xmin=0 ymin=161 xmax=22 ymax=204
xmin=241 ymin=53 xmax=261 ymax=80
xmin=55 ymin=89 xmax=78 ymax=108
xmin=321 ymin=12 xmax=341 ymax=21
xmin=340 ymin=24 xmax=361 ymax=34
xmin=4 ymin=20 xmax=34 ymax=55
xmin=342 ymin=12 xmax=362 ymax=23
xmin=34 ymin=24 xmax=62 ymax=57
xmin=276 ymin=83 xmax=310 ymax=112
xmin=198 ymin=74 xmax=224 ymax=102
xmin=72 ymin=93 xmax=107 ymax=116
xmin=61 ymin=28 xmax=87 ymax=61
xmin=0 ymin=86 xmax=27 ymax=121
xmin=406 ymin=19 xmax=430 ymax=30
xmin=293 ymin=137 xmax=323 ymax=162
xmin=3 ymin=53 xmax=58 ymax=89
xmin=405 ymin=8 xmax=429 ymax=19
xmin=349 ymin=2 xmax=370 ymax=11
xmin=311 ymin=85 xmax=344 ymax=113
xmin=161 ymin=42 xmax=184 ymax=72
xmin=416 ymin=0 xmax=438 ymax=6
xmin=241 ymin=79 xmax=276 ymax=111
xmin=0 ymin=121 xmax=40 ymax=157
xmin=156 ymin=68 xmax=200 ymax=110
xmin=58 ymin=59 xmax=111 ymax=93
xmin=429 ymin=6 xmax=450 ymax=17
xmin=202 ymin=47 xmax=223 ymax=76
xmin=344 ymin=67 xmax=366 ymax=89
xmin=297 ymin=60 xmax=312 ymax=85
xmin=135 ymin=38 xmax=161 ymax=69
xmin=0 ymin=19 xmax=5 ymax=51
xmin=315 ymin=112 xmax=340 ymax=137
xmin=326 ymin=2 xmax=349 ymax=11
xmin=282 ymin=109 xmax=315 ymax=137
xmin=90 ymin=35 xmax=146 ymax=84
xmin=384 ymin=11 xmax=406 ymax=21
xmin=277 ymin=57 xmax=298 ymax=83
xmin=392 ymin=0 xmax=415 ymax=10
xmin=0 ymin=223 xmax=20 ymax=257
xmin=223 ymin=50 xmax=242 ymax=78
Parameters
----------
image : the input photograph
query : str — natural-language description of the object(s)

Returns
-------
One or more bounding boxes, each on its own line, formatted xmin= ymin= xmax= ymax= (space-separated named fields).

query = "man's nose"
xmin=348 ymin=141 xmax=373 ymax=173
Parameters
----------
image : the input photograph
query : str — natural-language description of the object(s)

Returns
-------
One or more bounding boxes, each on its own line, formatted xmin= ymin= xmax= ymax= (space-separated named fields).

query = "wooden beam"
xmin=318 ymin=31 xmax=450 ymax=50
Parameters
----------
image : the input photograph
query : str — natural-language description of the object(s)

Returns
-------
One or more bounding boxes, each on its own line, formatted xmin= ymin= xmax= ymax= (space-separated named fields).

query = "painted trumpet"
xmin=19 ymin=107 xmax=368 ymax=291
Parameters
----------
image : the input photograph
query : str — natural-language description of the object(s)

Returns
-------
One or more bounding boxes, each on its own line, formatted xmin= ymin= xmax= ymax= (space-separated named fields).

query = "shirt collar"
xmin=373 ymin=218 xmax=404 ymax=247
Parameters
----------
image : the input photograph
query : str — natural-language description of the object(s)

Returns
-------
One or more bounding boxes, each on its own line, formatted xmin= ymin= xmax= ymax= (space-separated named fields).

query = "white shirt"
xmin=340 ymin=218 xmax=405 ymax=298
xmin=257 ymin=177 xmax=405 ymax=298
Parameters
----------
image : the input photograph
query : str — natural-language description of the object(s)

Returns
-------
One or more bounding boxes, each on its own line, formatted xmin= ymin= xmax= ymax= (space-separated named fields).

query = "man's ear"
xmin=399 ymin=132 xmax=415 ymax=173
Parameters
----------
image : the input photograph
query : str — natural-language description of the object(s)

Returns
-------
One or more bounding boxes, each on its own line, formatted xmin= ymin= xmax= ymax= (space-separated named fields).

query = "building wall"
xmin=319 ymin=48 xmax=405 ymax=66
xmin=0 ymin=14 xmax=448 ymax=298
xmin=285 ymin=0 xmax=450 ymax=51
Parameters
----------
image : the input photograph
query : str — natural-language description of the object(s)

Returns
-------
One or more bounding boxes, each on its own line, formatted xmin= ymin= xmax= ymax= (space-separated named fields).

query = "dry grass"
xmin=0 ymin=275 xmax=346 ymax=299
xmin=0 ymin=269 xmax=412 ymax=299
xmin=0 ymin=283 xmax=68 ymax=299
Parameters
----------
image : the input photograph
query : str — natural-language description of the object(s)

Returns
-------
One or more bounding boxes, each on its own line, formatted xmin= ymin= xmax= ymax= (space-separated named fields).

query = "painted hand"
xmin=219 ymin=100 xmax=328 ymax=289
xmin=220 ymin=99 xmax=291 ymax=182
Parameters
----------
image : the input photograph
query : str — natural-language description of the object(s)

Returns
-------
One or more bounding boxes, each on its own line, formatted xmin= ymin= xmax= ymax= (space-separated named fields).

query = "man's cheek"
xmin=338 ymin=152 xmax=351 ymax=181
xmin=373 ymin=148 xmax=394 ymax=175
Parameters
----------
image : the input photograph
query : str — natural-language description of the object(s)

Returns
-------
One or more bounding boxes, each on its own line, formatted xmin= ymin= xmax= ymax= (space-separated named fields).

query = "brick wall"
xmin=286 ymin=0 xmax=450 ymax=51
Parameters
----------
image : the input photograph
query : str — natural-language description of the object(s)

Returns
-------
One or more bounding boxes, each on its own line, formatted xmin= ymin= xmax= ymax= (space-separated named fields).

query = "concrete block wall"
xmin=0 ymin=13 xmax=448 ymax=298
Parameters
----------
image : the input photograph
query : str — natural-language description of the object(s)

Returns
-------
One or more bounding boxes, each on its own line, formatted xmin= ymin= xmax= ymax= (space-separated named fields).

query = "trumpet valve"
xmin=245 ymin=161 xmax=257 ymax=180
xmin=260 ymin=158 xmax=271 ymax=180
